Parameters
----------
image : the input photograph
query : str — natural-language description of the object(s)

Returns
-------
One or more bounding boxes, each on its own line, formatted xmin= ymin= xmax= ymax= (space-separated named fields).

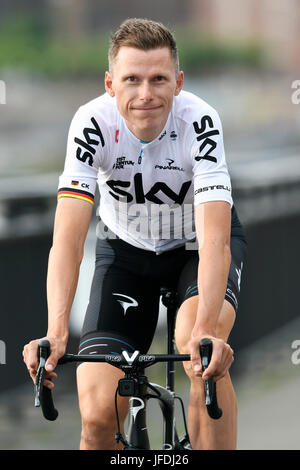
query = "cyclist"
xmin=23 ymin=18 xmax=247 ymax=450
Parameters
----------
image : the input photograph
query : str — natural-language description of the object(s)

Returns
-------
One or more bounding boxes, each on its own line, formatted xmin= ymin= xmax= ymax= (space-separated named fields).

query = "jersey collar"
xmin=122 ymin=111 xmax=172 ymax=148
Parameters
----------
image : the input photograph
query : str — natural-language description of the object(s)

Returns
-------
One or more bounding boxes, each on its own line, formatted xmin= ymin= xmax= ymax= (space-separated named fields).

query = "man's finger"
xmin=43 ymin=373 xmax=57 ymax=389
xmin=25 ymin=342 xmax=39 ymax=367
xmin=27 ymin=367 xmax=37 ymax=382
xmin=202 ymin=344 xmax=224 ymax=380
xmin=45 ymin=353 xmax=59 ymax=372
xmin=208 ymin=347 xmax=234 ymax=381
xmin=193 ymin=363 xmax=202 ymax=376
xmin=190 ymin=343 xmax=202 ymax=375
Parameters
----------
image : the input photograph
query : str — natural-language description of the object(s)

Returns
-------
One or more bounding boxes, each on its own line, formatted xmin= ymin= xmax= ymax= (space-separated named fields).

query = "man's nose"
xmin=139 ymin=81 xmax=153 ymax=101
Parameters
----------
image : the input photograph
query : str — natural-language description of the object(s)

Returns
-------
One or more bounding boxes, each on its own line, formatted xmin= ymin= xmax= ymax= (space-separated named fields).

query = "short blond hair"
xmin=108 ymin=18 xmax=179 ymax=74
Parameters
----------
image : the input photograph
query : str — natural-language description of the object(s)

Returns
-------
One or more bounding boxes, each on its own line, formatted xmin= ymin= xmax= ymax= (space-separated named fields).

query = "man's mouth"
xmin=133 ymin=105 xmax=161 ymax=111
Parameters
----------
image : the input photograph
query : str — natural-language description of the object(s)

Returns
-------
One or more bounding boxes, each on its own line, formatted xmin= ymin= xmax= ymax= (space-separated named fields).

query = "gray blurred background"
xmin=0 ymin=0 xmax=300 ymax=450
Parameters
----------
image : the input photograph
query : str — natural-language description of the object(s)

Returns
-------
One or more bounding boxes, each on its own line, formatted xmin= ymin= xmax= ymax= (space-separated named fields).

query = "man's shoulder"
xmin=73 ymin=92 xmax=118 ymax=125
xmin=174 ymin=90 xmax=220 ymax=123
xmin=80 ymin=92 xmax=117 ymax=115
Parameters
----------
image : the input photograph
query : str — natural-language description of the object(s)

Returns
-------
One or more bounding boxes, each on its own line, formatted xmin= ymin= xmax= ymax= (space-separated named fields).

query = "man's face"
xmin=105 ymin=46 xmax=184 ymax=141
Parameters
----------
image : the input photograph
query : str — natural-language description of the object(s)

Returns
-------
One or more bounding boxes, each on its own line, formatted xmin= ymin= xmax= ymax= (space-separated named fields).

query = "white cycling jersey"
xmin=58 ymin=90 xmax=233 ymax=253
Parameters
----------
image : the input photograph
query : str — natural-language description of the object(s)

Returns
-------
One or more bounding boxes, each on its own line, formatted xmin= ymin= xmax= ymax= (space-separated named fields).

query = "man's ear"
xmin=105 ymin=71 xmax=115 ymax=97
xmin=175 ymin=71 xmax=184 ymax=96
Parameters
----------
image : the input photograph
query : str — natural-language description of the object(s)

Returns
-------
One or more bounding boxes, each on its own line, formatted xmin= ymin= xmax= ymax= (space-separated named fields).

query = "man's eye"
xmin=155 ymin=76 xmax=164 ymax=81
xmin=127 ymin=76 xmax=136 ymax=82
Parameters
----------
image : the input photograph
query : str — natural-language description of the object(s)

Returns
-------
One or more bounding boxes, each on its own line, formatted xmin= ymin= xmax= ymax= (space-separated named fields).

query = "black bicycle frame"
xmin=120 ymin=287 xmax=190 ymax=450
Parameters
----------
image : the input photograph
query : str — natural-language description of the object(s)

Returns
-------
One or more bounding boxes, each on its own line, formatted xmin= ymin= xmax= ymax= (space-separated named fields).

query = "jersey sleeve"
xmin=57 ymin=106 xmax=105 ymax=205
xmin=191 ymin=109 xmax=233 ymax=207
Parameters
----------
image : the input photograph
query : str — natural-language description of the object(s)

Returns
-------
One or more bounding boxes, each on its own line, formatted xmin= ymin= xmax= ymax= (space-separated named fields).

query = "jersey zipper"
xmin=138 ymin=141 xmax=149 ymax=164
xmin=138 ymin=148 xmax=144 ymax=165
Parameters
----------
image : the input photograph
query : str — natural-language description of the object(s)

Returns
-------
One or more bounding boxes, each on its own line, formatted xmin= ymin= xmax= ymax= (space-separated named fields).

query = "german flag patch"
xmin=57 ymin=187 xmax=94 ymax=205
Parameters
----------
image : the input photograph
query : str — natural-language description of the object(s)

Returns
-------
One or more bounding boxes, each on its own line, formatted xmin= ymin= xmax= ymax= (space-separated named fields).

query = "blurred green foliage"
xmin=0 ymin=14 xmax=263 ymax=77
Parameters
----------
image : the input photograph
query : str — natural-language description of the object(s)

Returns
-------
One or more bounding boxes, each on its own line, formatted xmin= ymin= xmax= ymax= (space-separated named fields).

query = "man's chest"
xmin=99 ymin=135 xmax=194 ymax=205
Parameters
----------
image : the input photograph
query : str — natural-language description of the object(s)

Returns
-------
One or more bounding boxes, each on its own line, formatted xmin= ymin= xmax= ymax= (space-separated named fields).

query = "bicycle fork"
xmin=125 ymin=381 xmax=180 ymax=450
xmin=125 ymin=377 xmax=151 ymax=450
xmin=120 ymin=374 xmax=177 ymax=450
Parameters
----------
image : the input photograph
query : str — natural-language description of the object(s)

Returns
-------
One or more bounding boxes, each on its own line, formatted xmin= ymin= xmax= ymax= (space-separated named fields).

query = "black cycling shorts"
xmin=78 ymin=227 xmax=247 ymax=357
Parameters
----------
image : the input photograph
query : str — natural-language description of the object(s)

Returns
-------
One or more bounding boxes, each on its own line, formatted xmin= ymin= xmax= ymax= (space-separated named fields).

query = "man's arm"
xmin=189 ymin=200 xmax=234 ymax=380
xmin=23 ymin=197 xmax=93 ymax=386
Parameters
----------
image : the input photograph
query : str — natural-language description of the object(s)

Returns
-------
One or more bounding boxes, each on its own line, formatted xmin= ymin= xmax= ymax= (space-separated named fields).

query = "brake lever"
xmin=199 ymin=338 xmax=223 ymax=420
xmin=35 ymin=339 xmax=58 ymax=421
xmin=35 ymin=340 xmax=48 ymax=407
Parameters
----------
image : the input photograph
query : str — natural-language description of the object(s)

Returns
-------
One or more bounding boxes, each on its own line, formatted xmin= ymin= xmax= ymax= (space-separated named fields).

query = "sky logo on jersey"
xmin=193 ymin=116 xmax=219 ymax=163
xmin=106 ymin=173 xmax=191 ymax=204
xmin=75 ymin=116 xmax=105 ymax=167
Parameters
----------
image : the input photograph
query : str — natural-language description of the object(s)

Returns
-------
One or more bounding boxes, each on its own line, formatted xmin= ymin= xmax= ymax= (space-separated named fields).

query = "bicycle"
xmin=34 ymin=287 xmax=222 ymax=450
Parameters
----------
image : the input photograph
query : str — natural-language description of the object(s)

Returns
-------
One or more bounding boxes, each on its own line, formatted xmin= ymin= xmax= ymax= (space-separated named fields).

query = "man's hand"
xmin=189 ymin=331 xmax=234 ymax=381
xmin=22 ymin=337 xmax=67 ymax=389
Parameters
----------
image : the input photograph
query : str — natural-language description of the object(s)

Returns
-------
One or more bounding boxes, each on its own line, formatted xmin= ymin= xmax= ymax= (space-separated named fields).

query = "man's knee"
xmin=175 ymin=299 xmax=236 ymax=382
xmin=80 ymin=393 xmax=115 ymax=426
xmin=79 ymin=385 xmax=129 ymax=448
xmin=216 ymin=300 xmax=236 ymax=342
xmin=80 ymin=399 xmax=116 ymax=444
xmin=175 ymin=298 xmax=236 ymax=353
xmin=77 ymin=363 xmax=129 ymax=446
